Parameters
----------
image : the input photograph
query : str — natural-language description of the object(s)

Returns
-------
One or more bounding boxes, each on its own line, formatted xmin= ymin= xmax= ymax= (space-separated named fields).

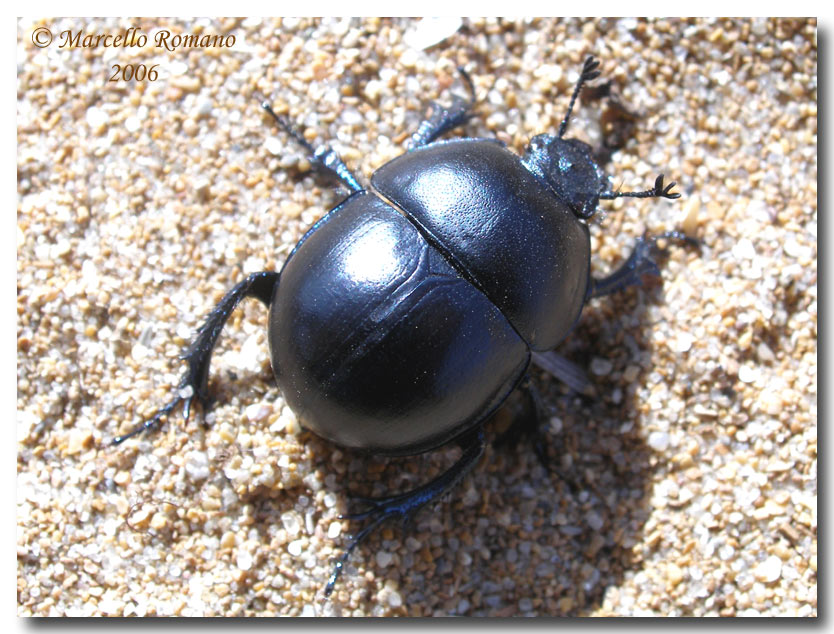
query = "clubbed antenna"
xmin=557 ymin=56 xmax=601 ymax=139
xmin=600 ymin=174 xmax=681 ymax=200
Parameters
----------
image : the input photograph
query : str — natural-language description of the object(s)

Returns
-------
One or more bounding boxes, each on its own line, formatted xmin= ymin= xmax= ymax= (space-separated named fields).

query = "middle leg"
xmin=262 ymin=102 xmax=364 ymax=194
xmin=407 ymin=67 xmax=477 ymax=150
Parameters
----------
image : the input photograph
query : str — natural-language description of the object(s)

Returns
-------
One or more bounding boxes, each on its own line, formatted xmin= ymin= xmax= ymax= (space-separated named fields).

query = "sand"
xmin=17 ymin=17 xmax=816 ymax=616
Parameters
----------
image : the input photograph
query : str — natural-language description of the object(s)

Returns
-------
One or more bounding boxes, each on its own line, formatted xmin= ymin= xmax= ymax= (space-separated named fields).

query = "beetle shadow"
xmin=323 ymin=279 xmax=672 ymax=616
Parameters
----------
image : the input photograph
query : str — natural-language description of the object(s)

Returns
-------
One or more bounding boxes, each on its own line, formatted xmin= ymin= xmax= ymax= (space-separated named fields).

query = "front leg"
xmin=112 ymin=271 xmax=279 ymax=445
xmin=590 ymin=231 xmax=698 ymax=299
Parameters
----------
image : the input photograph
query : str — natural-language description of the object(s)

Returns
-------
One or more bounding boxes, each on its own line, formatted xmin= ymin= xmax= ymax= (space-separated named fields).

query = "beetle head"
xmin=521 ymin=134 xmax=607 ymax=220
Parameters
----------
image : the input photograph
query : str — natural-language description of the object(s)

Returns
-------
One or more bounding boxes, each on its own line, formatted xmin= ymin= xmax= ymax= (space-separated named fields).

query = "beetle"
xmin=114 ymin=56 xmax=693 ymax=596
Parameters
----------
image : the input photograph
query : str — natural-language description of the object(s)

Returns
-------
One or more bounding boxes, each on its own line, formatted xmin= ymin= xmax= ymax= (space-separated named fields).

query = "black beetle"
xmin=115 ymin=56 xmax=693 ymax=596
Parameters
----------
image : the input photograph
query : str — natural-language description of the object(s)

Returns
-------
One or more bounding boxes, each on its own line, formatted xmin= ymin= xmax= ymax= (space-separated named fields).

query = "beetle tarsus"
xmin=113 ymin=272 xmax=279 ymax=445
xmin=262 ymin=101 xmax=364 ymax=194
xmin=324 ymin=514 xmax=388 ymax=597
xmin=111 ymin=398 xmax=179 ymax=445
xmin=111 ymin=373 xmax=209 ymax=446
xmin=408 ymin=67 xmax=478 ymax=150
xmin=324 ymin=427 xmax=486 ymax=597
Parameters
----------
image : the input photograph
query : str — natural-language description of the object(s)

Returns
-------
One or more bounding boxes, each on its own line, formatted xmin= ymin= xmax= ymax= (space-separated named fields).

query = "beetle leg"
xmin=112 ymin=271 xmax=279 ymax=445
xmin=262 ymin=102 xmax=364 ymax=194
xmin=590 ymin=231 xmax=700 ymax=299
xmin=407 ymin=67 xmax=476 ymax=150
xmin=495 ymin=376 xmax=552 ymax=467
xmin=498 ymin=377 xmax=581 ymax=495
xmin=531 ymin=351 xmax=595 ymax=397
xmin=324 ymin=426 xmax=485 ymax=597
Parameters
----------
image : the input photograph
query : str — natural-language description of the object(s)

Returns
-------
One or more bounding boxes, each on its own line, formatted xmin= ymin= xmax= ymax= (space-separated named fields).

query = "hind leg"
xmin=325 ymin=426 xmax=486 ymax=596
xmin=113 ymin=272 xmax=279 ymax=445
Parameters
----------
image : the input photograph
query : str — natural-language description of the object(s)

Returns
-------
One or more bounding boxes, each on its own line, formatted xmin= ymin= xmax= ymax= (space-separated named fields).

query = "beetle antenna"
xmin=557 ymin=56 xmax=601 ymax=139
xmin=600 ymin=174 xmax=681 ymax=200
